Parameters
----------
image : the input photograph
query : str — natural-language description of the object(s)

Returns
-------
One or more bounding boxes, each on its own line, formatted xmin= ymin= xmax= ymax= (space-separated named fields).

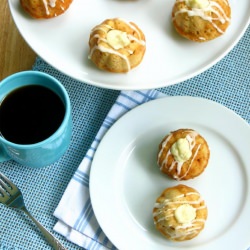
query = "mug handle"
xmin=0 ymin=145 xmax=11 ymax=162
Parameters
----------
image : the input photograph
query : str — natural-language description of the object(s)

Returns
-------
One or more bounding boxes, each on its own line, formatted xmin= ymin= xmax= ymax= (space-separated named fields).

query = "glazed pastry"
xmin=20 ymin=0 xmax=73 ymax=19
xmin=172 ymin=0 xmax=231 ymax=42
xmin=157 ymin=129 xmax=210 ymax=180
xmin=153 ymin=184 xmax=208 ymax=241
xmin=88 ymin=18 xmax=146 ymax=73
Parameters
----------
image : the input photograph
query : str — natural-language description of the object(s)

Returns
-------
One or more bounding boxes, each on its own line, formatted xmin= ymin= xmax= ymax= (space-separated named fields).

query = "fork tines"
xmin=0 ymin=173 xmax=18 ymax=197
xmin=0 ymin=175 xmax=10 ymax=197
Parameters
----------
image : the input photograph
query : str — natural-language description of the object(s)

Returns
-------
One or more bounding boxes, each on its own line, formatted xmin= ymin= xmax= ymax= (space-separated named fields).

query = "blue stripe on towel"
xmin=102 ymin=236 xmax=109 ymax=246
xmin=115 ymin=101 xmax=132 ymax=111
xmin=85 ymin=154 xmax=93 ymax=161
xmin=103 ymin=116 xmax=115 ymax=129
xmin=87 ymin=227 xmax=103 ymax=250
xmin=136 ymin=90 xmax=157 ymax=102
xmin=120 ymin=92 xmax=142 ymax=105
xmin=93 ymin=226 xmax=103 ymax=240
xmin=74 ymin=197 xmax=94 ymax=231
xmin=73 ymin=170 xmax=89 ymax=187
xmin=105 ymin=116 xmax=116 ymax=124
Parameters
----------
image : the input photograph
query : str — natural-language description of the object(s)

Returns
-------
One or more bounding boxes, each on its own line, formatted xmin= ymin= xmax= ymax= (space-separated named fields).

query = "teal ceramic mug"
xmin=0 ymin=71 xmax=72 ymax=168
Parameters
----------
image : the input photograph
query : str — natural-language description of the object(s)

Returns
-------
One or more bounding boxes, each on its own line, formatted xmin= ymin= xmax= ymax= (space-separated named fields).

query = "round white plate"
xmin=8 ymin=0 xmax=250 ymax=90
xmin=90 ymin=96 xmax=250 ymax=250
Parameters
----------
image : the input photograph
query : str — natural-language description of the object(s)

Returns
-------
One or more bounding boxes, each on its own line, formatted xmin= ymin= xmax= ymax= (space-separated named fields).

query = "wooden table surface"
xmin=0 ymin=1 xmax=36 ymax=81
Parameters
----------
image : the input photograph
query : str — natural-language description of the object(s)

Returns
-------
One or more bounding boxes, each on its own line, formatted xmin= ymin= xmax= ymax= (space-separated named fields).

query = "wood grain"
xmin=0 ymin=1 xmax=36 ymax=80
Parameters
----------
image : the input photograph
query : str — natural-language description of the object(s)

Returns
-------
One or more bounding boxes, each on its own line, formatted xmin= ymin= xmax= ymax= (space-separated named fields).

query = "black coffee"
xmin=0 ymin=85 xmax=65 ymax=144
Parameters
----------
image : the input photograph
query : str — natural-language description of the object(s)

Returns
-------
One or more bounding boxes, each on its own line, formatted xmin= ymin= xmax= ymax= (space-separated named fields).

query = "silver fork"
xmin=0 ymin=172 xmax=67 ymax=250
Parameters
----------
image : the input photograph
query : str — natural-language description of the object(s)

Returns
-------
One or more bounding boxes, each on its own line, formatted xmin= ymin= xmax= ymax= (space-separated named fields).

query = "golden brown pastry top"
xmin=157 ymin=129 xmax=210 ymax=180
xmin=88 ymin=18 xmax=146 ymax=73
xmin=20 ymin=0 xmax=73 ymax=19
xmin=172 ymin=0 xmax=231 ymax=42
xmin=153 ymin=184 xmax=208 ymax=241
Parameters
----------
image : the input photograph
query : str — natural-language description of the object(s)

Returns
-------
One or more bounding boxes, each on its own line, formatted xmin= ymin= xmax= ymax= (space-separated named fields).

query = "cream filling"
xmin=106 ymin=30 xmax=130 ymax=50
xmin=175 ymin=204 xmax=196 ymax=224
xmin=170 ymin=138 xmax=192 ymax=162
xmin=185 ymin=0 xmax=210 ymax=9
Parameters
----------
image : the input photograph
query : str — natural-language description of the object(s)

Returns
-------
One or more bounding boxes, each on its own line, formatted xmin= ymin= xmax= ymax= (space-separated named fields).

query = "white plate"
xmin=8 ymin=0 xmax=250 ymax=90
xmin=90 ymin=96 xmax=250 ymax=250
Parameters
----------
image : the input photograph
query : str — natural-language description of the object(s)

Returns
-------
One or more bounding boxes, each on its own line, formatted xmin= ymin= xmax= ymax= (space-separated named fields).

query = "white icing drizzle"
xmin=41 ymin=0 xmax=65 ymax=15
xmin=153 ymin=192 xmax=207 ymax=240
xmin=89 ymin=45 xmax=131 ymax=71
xmin=173 ymin=0 xmax=231 ymax=39
xmin=158 ymin=130 xmax=200 ymax=180
xmin=49 ymin=0 xmax=56 ymax=7
xmin=199 ymin=37 xmax=206 ymax=41
xmin=42 ymin=0 xmax=50 ymax=15
xmin=91 ymin=25 xmax=113 ymax=34
xmin=89 ymin=18 xmax=146 ymax=71
xmin=221 ymin=0 xmax=229 ymax=5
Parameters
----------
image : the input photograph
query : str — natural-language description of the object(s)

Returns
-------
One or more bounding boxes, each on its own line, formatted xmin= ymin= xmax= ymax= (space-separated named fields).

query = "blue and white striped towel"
xmin=53 ymin=89 xmax=165 ymax=249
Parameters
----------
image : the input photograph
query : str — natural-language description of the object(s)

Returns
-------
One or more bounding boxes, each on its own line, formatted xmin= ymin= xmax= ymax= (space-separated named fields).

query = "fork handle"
xmin=22 ymin=207 xmax=67 ymax=250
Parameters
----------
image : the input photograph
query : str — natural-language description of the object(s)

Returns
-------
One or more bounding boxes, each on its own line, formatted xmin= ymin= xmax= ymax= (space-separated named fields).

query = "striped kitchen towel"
xmin=53 ymin=89 xmax=165 ymax=249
